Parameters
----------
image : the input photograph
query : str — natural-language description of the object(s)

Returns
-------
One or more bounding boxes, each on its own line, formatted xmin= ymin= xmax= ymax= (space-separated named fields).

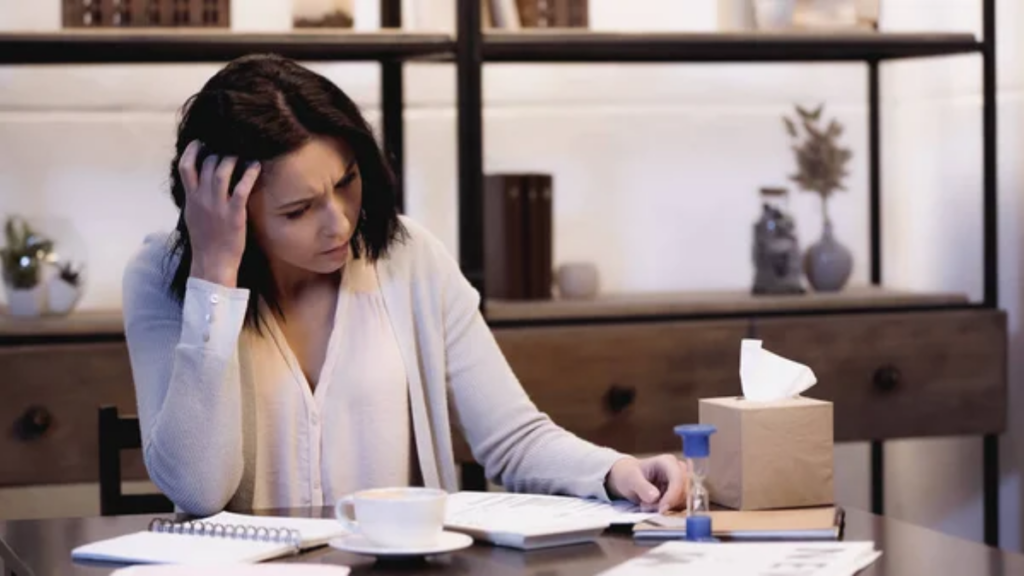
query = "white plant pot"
xmin=47 ymin=279 xmax=82 ymax=316
xmin=5 ymin=285 xmax=46 ymax=317
xmin=753 ymin=0 xmax=796 ymax=30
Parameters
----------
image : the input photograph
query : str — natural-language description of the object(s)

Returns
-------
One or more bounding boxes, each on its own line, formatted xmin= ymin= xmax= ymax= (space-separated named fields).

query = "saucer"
xmin=328 ymin=531 xmax=474 ymax=558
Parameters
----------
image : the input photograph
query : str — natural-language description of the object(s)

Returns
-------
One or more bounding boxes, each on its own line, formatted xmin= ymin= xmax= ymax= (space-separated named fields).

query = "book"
xmin=597 ymin=540 xmax=881 ymax=576
xmin=524 ymin=173 xmax=553 ymax=300
xmin=444 ymin=491 xmax=653 ymax=550
xmin=483 ymin=174 xmax=529 ymax=300
xmin=516 ymin=0 xmax=588 ymax=27
xmin=112 ymin=565 xmax=351 ymax=575
xmin=632 ymin=506 xmax=844 ymax=541
xmin=71 ymin=512 xmax=347 ymax=566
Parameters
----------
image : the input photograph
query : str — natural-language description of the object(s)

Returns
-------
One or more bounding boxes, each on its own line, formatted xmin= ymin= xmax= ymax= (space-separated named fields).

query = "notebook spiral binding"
xmin=148 ymin=518 xmax=303 ymax=549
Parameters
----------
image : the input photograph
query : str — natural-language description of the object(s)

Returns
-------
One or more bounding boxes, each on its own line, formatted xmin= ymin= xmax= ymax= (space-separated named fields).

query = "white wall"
xmin=1 ymin=0 xmax=1021 ymax=550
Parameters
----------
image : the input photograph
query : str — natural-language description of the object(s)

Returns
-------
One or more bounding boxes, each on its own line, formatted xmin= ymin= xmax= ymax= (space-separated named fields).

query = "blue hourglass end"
xmin=673 ymin=424 xmax=717 ymax=458
xmin=685 ymin=515 xmax=718 ymax=542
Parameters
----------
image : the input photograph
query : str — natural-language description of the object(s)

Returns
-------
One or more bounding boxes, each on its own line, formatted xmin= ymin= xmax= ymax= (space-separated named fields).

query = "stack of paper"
xmin=597 ymin=541 xmax=881 ymax=576
xmin=444 ymin=491 xmax=652 ymax=550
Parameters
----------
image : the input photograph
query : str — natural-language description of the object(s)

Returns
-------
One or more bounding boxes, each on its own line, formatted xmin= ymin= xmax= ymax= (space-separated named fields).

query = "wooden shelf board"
xmin=0 ymin=309 xmax=124 ymax=338
xmin=485 ymin=286 xmax=972 ymax=324
xmin=0 ymin=29 xmax=980 ymax=65
xmin=0 ymin=29 xmax=455 ymax=64
xmin=0 ymin=288 xmax=974 ymax=335
xmin=482 ymin=30 xmax=982 ymax=62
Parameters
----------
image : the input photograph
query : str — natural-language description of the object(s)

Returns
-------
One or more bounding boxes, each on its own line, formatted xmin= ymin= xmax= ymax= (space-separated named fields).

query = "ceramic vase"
xmin=47 ymin=278 xmax=83 ymax=316
xmin=4 ymin=284 xmax=45 ymax=317
xmin=803 ymin=220 xmax=852 ymax=292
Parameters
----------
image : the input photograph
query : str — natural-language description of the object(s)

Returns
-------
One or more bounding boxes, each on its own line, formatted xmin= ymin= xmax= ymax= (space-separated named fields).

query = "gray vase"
xmin=804 ymin=220 xmax=852 ymax=292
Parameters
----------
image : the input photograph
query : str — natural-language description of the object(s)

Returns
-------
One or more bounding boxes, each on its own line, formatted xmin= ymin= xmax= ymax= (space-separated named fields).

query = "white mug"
xmin=334 ymin=487 xmax=447 ymax=549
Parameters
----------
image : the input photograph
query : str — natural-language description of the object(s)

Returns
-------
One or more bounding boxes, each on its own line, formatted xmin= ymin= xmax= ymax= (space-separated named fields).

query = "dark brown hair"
xmin=166 ymin=53 xmax=405 ymax=329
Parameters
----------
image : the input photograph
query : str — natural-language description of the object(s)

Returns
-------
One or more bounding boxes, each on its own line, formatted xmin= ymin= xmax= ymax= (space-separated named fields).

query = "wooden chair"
xmin=98 ymin=405 xmax=174 ymax=516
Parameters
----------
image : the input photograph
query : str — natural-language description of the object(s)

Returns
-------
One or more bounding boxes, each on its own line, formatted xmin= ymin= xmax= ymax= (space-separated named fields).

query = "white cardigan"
xmin=122 ymin=216 xmax=624 ymax=515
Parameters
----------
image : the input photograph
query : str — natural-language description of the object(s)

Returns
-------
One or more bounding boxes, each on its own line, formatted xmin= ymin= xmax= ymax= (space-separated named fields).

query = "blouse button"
xmin=210 ymin=294 xmax=220 ymax=305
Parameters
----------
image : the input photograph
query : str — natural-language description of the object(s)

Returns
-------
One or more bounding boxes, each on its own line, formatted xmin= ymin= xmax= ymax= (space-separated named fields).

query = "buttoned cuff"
xmin=180 ymin=277 xmax=250 ymax=357
xmin=588 ymin=448 xmax=632 ymax=502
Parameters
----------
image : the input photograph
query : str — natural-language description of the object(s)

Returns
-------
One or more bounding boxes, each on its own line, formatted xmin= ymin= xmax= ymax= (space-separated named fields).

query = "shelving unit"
xmin=0 ymin=29 xmax=455 ymax=64
xmin=0 ymin=310 xmax=122 ymax=341
xmin=485 ymin=286 xmax=971 ymax=326
xmin=453 ymin=0 xmax=1001 ymax=547
xmin=0 ymin=23 xmax=446 ymax=210
xmin=481 ymin=29 xmax=982 ymax=62
xmin=0 ymin=0 xmax=1004 ymax=548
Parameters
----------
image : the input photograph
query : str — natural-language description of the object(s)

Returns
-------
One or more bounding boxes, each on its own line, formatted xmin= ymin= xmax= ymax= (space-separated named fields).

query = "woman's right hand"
xmin=178 ymin=140 xmax=261 ymax=288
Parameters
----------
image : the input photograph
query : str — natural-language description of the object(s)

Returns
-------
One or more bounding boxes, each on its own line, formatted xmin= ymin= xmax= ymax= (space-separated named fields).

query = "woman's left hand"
xmin=606 ymin=454 xmax=689 ymax=513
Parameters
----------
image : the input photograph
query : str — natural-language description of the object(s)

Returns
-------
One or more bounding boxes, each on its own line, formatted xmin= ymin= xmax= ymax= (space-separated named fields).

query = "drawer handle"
xmin=604 ymin=385 xmax=637 ymax=414
xmin=873 ymin=365 xmax=902 ymax=393
xmin=15 ymin=405 xmax=53 ymax=441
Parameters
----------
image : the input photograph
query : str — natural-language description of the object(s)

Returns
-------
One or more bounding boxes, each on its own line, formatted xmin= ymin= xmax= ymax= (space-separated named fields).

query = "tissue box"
xmin=698 ymin=396 xmax=834 ymax=510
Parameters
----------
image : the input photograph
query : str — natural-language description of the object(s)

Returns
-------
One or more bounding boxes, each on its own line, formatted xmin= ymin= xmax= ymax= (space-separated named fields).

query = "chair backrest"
xmin=97 ymin=405 xmax=174 ymax=516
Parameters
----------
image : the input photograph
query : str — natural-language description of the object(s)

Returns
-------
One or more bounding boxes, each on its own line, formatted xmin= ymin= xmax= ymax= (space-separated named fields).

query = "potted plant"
xmin=784 ymin=103 xmax=854 ymax=292
xmin=0 ymin=216 xmax=54 ymax=317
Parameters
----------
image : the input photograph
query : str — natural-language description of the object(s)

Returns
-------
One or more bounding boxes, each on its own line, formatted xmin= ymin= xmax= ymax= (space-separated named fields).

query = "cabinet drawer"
xmin=492 ymin=319 xmax=749 ymax=455
xmin=754 ymin=309 xmax=1006 ymax=441
xmin=0 ymin=342 xmax=147 ymax=486
xmin=492 ymin=309 xmax=1007 ymax=454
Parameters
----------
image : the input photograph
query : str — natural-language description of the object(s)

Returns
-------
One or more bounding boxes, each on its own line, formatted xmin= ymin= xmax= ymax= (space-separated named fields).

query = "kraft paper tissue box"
xmin=698 ymin=339 xmax=834 ymax=511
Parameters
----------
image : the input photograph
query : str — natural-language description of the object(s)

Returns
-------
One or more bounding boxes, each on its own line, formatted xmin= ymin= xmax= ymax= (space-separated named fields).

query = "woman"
xmin=123 ymin=53 xmax=688 ymax=517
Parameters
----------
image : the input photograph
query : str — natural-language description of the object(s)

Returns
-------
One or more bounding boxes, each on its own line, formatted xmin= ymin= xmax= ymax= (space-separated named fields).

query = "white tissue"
xmin=739 ymin=339 xmax=817 ymax=401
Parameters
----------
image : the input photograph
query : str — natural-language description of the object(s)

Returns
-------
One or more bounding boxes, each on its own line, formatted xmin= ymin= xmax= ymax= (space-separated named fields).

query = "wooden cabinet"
xmin=492 ymin=309 xmax=1007 ymax=453
xmin=0 ymin=301 xmax=1008 ymax=488
xmin=754 ymin=310 xmax=1006 ymax=440
xmin=491 ymin=318 xmax=748 ymax=455
xmin=0 ymin=341 xmax=146 ymax=487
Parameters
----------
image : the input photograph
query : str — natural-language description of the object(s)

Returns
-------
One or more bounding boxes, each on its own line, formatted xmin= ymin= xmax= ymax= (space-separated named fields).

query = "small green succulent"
xmin=1 ymin=216 xmax=54 ymax=290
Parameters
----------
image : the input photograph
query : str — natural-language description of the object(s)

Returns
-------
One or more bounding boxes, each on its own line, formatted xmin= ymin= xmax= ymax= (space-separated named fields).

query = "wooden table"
xmin=2 ymin=507 xmax=1023 ymax=576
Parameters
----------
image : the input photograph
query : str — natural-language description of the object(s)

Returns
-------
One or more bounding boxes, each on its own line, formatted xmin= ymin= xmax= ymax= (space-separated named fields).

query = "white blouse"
xmin=241 ymin=254 xmax=413 ymax=509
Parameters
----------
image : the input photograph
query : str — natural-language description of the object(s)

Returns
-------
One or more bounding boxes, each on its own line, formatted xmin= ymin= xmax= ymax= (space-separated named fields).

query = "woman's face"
xmin=248 ymin=136 xmax=363 ymax=280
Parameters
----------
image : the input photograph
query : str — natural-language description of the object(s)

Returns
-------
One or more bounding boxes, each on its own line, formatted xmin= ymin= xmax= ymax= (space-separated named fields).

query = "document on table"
xmin=596 ymin=541 xmax=882 ymax=576
xmin=443 ymin=491 xmax=656 ymax=550
xmin=446 ymin=491 xmax=654 ymax=527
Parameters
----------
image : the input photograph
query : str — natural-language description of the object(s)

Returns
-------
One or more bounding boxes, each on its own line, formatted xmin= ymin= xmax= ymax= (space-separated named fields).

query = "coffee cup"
xmin=334 ymin=487 xmax=447 ymax=549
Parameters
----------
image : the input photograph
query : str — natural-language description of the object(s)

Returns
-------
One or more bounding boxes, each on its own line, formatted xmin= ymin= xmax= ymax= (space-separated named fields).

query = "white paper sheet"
xmin=597 ymin=541 xmax=881 ymax=576
xmin=445 ymin=491 xmax=655 ymax=529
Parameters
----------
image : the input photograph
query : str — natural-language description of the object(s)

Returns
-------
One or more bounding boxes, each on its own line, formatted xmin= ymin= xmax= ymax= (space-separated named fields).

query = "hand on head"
xmin=178 ymin=140 xmax=262 ymax=288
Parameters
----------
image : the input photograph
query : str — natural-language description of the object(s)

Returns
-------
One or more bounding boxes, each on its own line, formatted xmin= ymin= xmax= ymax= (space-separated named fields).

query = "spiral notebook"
xmin=71 ymin=512 xmax=347 ymax=566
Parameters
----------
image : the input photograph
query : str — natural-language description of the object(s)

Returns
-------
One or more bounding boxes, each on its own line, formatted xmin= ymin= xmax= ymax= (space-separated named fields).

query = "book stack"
xmin=515 ymin=0 xmax=588 ymax=28
xmin=483 ymin=173 xmax=553 ymax=301
xmin=632 ymin=506 xmax=845 ymax=541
